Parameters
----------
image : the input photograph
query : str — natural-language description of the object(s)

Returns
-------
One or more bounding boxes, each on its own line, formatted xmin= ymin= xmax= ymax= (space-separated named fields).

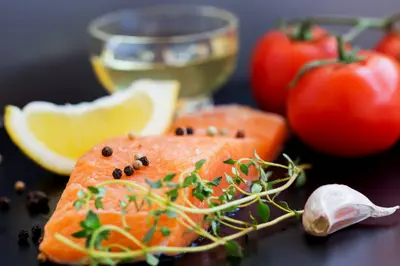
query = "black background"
xmin=1 ymin=1 xmax=400 ymax=266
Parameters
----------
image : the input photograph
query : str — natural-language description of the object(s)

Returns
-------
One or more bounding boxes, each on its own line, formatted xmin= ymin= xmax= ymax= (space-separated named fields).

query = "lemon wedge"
xmin=4 ymin=80 xmax=179 ymax=175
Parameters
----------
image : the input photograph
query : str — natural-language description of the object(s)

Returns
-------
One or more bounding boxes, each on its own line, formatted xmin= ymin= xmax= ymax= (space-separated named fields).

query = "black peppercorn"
xmin=26 ymin=191 xmax=49 ymax=215
xmin=175 ymin=127 xmax=185 ymax=136
xmin=186 ymin=127 xmax=194 ymax=135
xmin=112 ymin=168 xmax=123 ymax=179
xmin=139 ymin=156 xmax=149 ymax=166
xmin=33 ymin=191 xmax=49 ymax=205
xmin=235 ymin=130 xmax=245 ymax=139
xmin=0 ymin=197 xmax=10 ymax=211
xmin=101 ymin=146 xmax=113 ymax=157
xmin=124 ymin=165 xmax=134 ymax=176
xmin=18 ymin=229 xmax=29 ymax=244
xmin=31 ymin=224 xmax=42 ymax=239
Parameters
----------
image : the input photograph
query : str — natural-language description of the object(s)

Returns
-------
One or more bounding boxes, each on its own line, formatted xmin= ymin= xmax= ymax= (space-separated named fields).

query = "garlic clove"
xmin=302 ymin=184 xmax=399 ymax=237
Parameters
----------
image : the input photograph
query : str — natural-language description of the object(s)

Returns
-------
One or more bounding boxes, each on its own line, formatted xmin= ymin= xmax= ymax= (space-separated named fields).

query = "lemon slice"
xmin=4 ymin=80 xmax=179 ymax=175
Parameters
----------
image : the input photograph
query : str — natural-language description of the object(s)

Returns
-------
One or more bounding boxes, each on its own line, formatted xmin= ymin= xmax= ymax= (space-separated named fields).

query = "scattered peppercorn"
xmin=112 ymin=168 xmax=123 ymax=179
xmin=124 ymin=165 xmax=134 ymax=176
xmin=134 ymin=153 xmax=144 ymax=160
xmin=101 ymin=146 xmax=113 ymax=157
xmin=14 ymin=181 xmax=25 ymax=193
xmin=0 ymin=197 xmax=10 ymax=211
xmin=18 ymin=229 xmax=29 ymax=244
xmin=186 ymin=127 xmax=194 ymax=135
xmin=132 ymin=160 xmax=143 ymax=170
xmin=175 ymin=127 xmax=185 ymax=136
xmin=139 ymin=156 xmax=149 ymax=166
xmin=206 ymin=126 xmax=218 ymax=136
xmin=37 ymin=253 xmax=47 ymax=263
xmin=26 ymin=191 xmax=49 ymax=215
xmin=235 ymin=130 xmax=245 ymax=139
xmin=128 ymin=131 xmax=136 ymax=140
xmin=28 ymin=191 xmax=49 ymax=205
xmin=31 ymin=224 xmax=42 ymax=239
xmin=220 ymin=128 xmax=229 ymax=136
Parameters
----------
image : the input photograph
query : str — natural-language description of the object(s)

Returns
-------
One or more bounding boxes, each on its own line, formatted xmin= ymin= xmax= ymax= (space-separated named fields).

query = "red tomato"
xmin=287 ymin=51 xmax=400 ymax=157
xmin=375 ymin=32 xmax=400 ymax=60
xmin=250 ymin=26 xmax=339 ymax=115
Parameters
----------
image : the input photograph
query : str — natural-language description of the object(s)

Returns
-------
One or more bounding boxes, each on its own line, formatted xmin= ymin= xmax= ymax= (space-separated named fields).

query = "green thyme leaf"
xmin=81 ymin=211 xmax=101 ymax=230
xmin=257 ymin=201 xmax=270 ymax=223
xmin=225 ymin=174 xmax=234 ymax=184
xmin=240 ymin=164 xmax=249 ymax=175
xmin=163 ymin=173 xmax=176 ymax=182
xmin=211 ymin=220 xmax=219 ymax=236
xmin=77 ymin=190 xmax=86 ymax=199
xmin=73 ymin=199 xmax=85 ymax=210
xmin=145 ymin=197 xmax=153 ymax=208
xmin=150 ymin=210 xmax=163 ymax=217
xmin=195 ymin=159 xmax=206 ymax=171
xmin=251 ymin=183 xmax=262 ymax=194
xmin=145 ymin=179 xmax=162 ymax=189
xmin=193 ymin=191 xmax=205 ymax=201
xmin=254 ymin=149 xmax=261 ymax=160
xmin=282 ymin=153 xmax=294 ymax=165
xmin=223 ymin=158 xmax=236 ymax=165
xmin=71 ymin=230 xmax=87 ymax=238
xmin=94 ymin=230 xmax=110 ymax=248
xmin=260 ymin=170 xmax=272 ymax=182
xmin=223 ymin=205 xmax=238 ymax=213
xmin=97 ymin=188 xmax=106 ymax=198
xmin=143 ymin=226 xmax=156 ymax=244
xmin=95 ymin=198 xmax=104 ymax=209
xmin=120 ymin=200 xmax=128 ymax=209
xmin=278 ymin=201 xmax=292 ymax=211
xmin=207 ymin=176 xmax=222 ymax=187
xmin=231 ymin=167 xmax=240 ymax=176
xmin=166 ymin=188 xmax=179 ymax=202
xmin=166 ymin=182 xmax=179 ymax=188
xmin=146 ymin=253 xmax=159 ymax=266
xmin=165 ymin=209 xmax=177 ymax=218
xmin=87 ymin=186 xmax=99 ymax=194
xmin=182 ymin=175 xmax=194 ymax=188
xmin=225 ymin=240 xmax=243 ymax=258
xmin=295 ymin=171 xmax=306 ymax=187
xmin=160 ymin=227 xmax=171 ymax=236
xmin=126 ymin=195 xmax=136 ymax=202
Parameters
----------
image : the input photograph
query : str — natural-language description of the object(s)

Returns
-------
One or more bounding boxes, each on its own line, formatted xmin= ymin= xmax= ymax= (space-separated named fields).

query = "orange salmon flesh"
xmin=40 ymin=105 xmax=287 ymax=264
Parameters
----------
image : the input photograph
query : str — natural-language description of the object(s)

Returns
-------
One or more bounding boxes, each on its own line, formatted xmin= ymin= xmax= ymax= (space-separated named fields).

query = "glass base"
xmin=176 ymin=96 xmax=214 ymax=116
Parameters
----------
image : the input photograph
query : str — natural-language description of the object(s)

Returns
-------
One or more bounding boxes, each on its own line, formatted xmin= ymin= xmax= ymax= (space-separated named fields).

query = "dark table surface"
xmin=0 ymin=82 xmax=399 ymax=266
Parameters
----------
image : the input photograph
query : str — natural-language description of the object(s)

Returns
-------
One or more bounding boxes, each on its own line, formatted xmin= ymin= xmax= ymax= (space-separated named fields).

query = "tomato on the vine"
xmin=375 ymin=32 xmax=400 ymax=60
xmin=287 ymin=42 xmax=400 ymax=157
xmin=250 ymin=23 xmax=339 ymax=115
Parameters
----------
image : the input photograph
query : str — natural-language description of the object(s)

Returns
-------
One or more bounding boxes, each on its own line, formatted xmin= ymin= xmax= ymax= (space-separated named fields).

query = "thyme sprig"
xmin=55 ymin=152 xmax=308 ymax=266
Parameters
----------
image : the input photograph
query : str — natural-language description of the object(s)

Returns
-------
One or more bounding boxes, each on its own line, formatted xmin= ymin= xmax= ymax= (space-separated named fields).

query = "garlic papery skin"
xmin=302 ymin=184 xmax=399 ymax=237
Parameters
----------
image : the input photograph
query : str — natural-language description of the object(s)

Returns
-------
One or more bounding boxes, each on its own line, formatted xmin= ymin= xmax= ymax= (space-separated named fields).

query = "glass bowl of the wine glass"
xmin=88 ymin=5 xmax=239 ymax=111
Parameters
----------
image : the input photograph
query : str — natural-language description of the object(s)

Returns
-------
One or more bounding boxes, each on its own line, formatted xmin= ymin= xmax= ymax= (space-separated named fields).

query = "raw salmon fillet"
xmin=169 ymin=104 xmax=287 ymax=159
xmin=40 ymin=105 xmax=287 ymax=264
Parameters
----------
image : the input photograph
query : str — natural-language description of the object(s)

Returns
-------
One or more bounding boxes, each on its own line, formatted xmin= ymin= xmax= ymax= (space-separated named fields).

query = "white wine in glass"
xmin=89 ymin=5 xmax=239 ymax=114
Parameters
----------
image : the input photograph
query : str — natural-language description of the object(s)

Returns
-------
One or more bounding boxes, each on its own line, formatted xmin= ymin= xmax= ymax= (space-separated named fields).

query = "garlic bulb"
xmin=303 ymin=184 xmax=399 ymax=236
